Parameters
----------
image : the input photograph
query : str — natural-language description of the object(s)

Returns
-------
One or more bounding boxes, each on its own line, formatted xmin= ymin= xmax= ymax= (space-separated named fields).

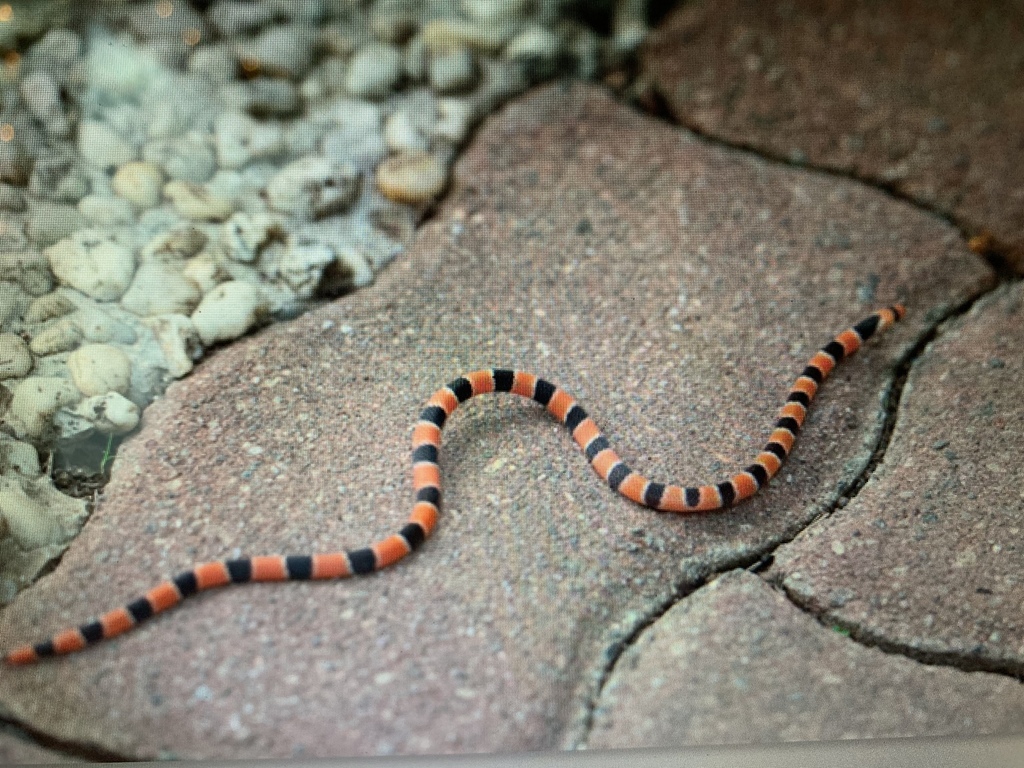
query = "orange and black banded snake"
xmin=4 ymin=305 xmax=905 ymax=665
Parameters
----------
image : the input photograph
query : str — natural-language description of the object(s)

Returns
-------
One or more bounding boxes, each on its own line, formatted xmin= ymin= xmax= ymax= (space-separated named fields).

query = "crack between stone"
xmin=0 ymin=715 xmax=132 ymax=763
xmin=572 ymin=277 xmax=1019 ymax=748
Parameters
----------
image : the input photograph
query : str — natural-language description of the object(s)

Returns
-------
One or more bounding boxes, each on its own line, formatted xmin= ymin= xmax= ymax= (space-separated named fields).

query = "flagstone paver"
xmin=0 ymin=83 xmax=993 ymax=759
xmin=587 ymin=570 xmax=1024 ymax=749
xmin=642 ymin=0 xmax=1024 ymax=272
xmin=768 ymin=282 xmax=1024 ymax=675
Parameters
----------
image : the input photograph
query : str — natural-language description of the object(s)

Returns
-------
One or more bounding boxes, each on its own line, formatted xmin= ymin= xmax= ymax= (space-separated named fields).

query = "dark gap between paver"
xmin=626 ymin=83 xmax=1018 ymax=282
xmin=578 ymin=280 xmax=1019 ymax=745
xmin=0 ymin=715 xmax=130 ymax=764
xmin=758 ymin=283 xmax=1024 ymax=680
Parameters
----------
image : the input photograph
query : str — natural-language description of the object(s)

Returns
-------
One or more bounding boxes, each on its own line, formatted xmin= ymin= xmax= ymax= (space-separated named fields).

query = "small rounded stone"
xmin=429 ymin=47 xmax=478 ymax=94
xmin=345 ymin=44 xmax=404 ymax=99
xmin=376 ymin=150 xmax=448 ymax=204
xmin=111 ymin=161 xmax=165 ymax=208
xmin=191 ymin=281 xmax=269 ymax=346
xmin=0 ymin=333 xmax=32 ymax=379
xmin=74 ymin=392 xmax=140 ymax=435
xmin=163 ymin=180 xmax=235 ymax=221
xmin=67 ymin=343 xmax=133 ymax=397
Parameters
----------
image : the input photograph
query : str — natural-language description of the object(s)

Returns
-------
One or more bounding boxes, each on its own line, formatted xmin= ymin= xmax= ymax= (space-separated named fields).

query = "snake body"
xmin=4 ymin=305 xmax=905 ymax=665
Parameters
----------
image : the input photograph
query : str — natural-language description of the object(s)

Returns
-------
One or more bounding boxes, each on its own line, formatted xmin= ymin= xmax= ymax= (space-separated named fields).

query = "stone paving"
xmin=2 ymin=1 xmax=1023 ymax=763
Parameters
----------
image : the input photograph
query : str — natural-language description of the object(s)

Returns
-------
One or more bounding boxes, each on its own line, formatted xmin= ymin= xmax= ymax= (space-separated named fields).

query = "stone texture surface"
xmin=642 ymin=0 xmax=1024 ymax=272
xmin=0 ymin=84 xmax=992 ymax=759
xmin=768 ymin=282 xmax=1024 ymax=675
xmin=588 ymin=570 xmax=1024 ymax=749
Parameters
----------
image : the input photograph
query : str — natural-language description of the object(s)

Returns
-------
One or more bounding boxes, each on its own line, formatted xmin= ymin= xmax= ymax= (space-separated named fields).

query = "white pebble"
xmin=384 ymin=111 xmax=430 ymax=153
xmin=265 ymin=157 xmax=361 ymax=219
xmin=433 ymin=97 xmax=477 ymax=143
xmin=191 ymin=281 xmax=269 ymax=345
xmin=0 ymin=482 xmax=61 ymax=550
xmin=45 ymin=230 xmax=136 ymax=301
xmin=220 ymin=212 xmax=281 ymax=263
xmin=0 ymin=333 xmax=32 ymax=379
xmin=144 ymin=313 xmax=202 ymax=377
xmin=163 ymin=180 xmax=235 ymax=221
xmin=78 ymin=194 xmax=136 ymax=225
xmin=345 ymin=44 xmax=404 ymax=99
xmin=143 ymin=134 xmax=218 ymax=183
xmin=111 ymin=161 xmax=165 ymax=208
xmin=504 ymin=26 xmax=563 ymax=63
xmin=78 ymin=120 xmax=136 ymax=170
xmin=74 ymin=392 xmax=140 ymax=435
xmin=140 ymin=226 xmax=208 ymax=262
xmin=6 ymin=376 xmax=80 ymax=440
xmin=461 ymin=0 xmax=531 ymax=23
xmin=67 ymin=343 xmax=133 ymax=397
xmin=421 ymin=18 xmax=510 ymax=53
xmin=376 ymin=150 xmax=448 ymax=204
xmin=429 ymin=47 xmax=478 ymax=94
xmin=120 ymin=261 xmax=203 ymax=317
xmin=28 ymin=320 xmax=82 ymax=356
xmin=214 ymin=112 xmax=286 ymax=170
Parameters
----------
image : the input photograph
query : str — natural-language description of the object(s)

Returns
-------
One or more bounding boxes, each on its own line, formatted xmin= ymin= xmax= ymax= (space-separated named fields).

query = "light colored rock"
xmin=0 ymin=334 xmax=32 ymax=379
xmin=214 ymin=112 xmax=286 ymax=169
xmin=0 ymin=433 xmax=41 ymax=477
xmin=0 ymin=251 xmax=53 ymax=296
xmin=70 ymin=305 xmax=137 ymax=345
xmin=385 ymin=110 xmax=431 ymax=153
xmin=45 ymin=230 xmax=136 ymax=301
xmin=190 ymin=280 xmax=269 ymax=345
xmin=235 ymin=24 xmax=315 ymax=79
xmin=421 ymin=18 xmax=511 ymax=53
xmin=139 ymin=226 xmax=208 ymax=262
xmin=336 ymin=244 xmax=374 ymax=288
xmin=0 ymin=478 xmax=62 ymax=550
xmin=220 ymin=212 xmax=282 ymax=263
xmin=142 ymin=133 xmax=218 ymax=183
xmin=24 ymin=292 xmax=75 ymax=324
xmin=73 ymin=392 xmax=140 ymax=435
xmin=433 ymin=97 xmax=477 ymax=143
xmin=119 ymin=261 xmax=203 ymax=317
xmin=376 ymin=150 xmax=448 ymax=204
xmin=144 ymin=313 xmax=202 ymax=377
xmin=111 ymin=161 xmax=165 ymax=208
xmin=264 ymin=157 xmax=361 ymax=219
xmin=461 ymin=0 xmax=531 ymax=24
xmin=67 ymin=343 xmax=132 ymax=397
xmin=25 ymin=200 xmax=87 ymax=247
xmin=345 ymin=43 xmax=404 ymax=99
xmin=163 ymin=180 xmax=235 ymax=221
xmin=504 ymin=25 xmax=563 ymax=64
xmin=77 ymin=120 xmax=136 ymax=170
xmin=78 ymin=193 xmax=136 ymax=225
xmin=6 ymin=376 xmax=80 ymax=440
xmin=429 ymin=46 xmax=478 ymax=94
xmin=28 ymin=319 xmax=82 ymax=356
xmin=20 ymin=71 xmax=70 ymax=135
xmin=259 ymin=235 xmax=335 ymax=298
xmin=188 ymin=42 xmax=237 ymax=83
xmin=182 ymin=253 xmax=224 ymax=294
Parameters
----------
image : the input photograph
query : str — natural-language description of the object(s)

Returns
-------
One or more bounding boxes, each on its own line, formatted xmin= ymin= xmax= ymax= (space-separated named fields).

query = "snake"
xmin=4 ymin=304 xmax=905 ymax=665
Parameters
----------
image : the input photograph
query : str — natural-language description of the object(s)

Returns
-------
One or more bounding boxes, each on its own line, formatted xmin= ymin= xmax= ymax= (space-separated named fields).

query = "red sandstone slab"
xmin=588 ymin=570 xmax=1024 ymax=748
xmin=0 ymin=84 xmax=992 ymax=758
xmin=769 ymin=283 xmax=1024 ymax=675
xmin=642 ymin=0 xmax=1024 ymax=272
